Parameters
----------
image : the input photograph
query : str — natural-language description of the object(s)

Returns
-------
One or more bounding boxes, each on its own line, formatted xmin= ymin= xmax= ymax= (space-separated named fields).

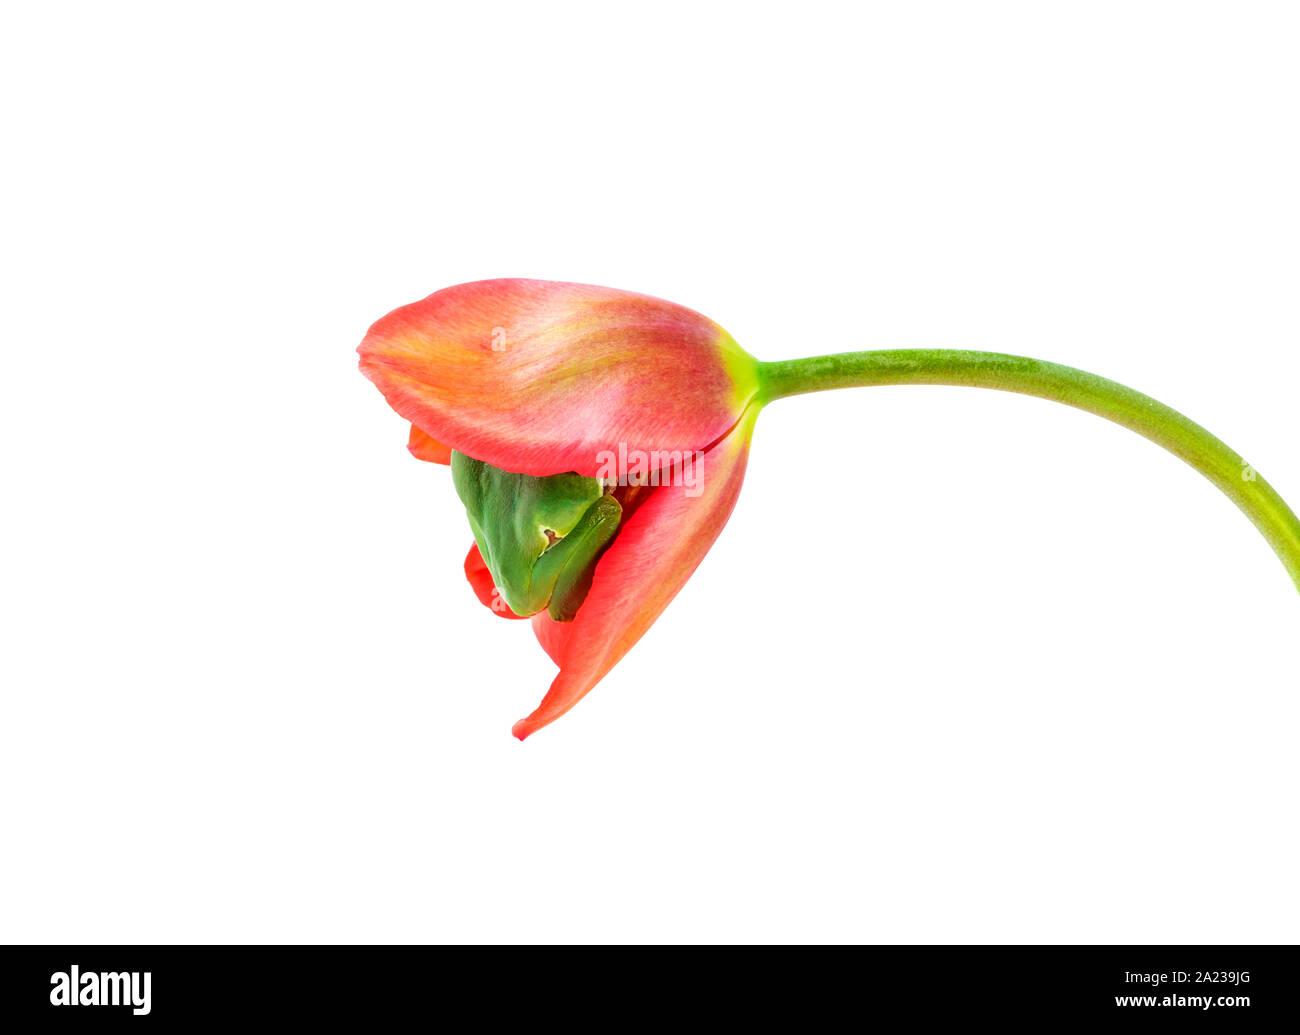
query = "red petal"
xmin=464 ymin=542 xmax=527 ymax=620
xmin=407 ymin=424 xmax=452 ymax=464
xmin=531 ymin=611 xmax=574 ymax=667
xmin=514 ymin=408 xmax=760 ymax=739
xmin=358 ymin=279 xmax=759 ymax=478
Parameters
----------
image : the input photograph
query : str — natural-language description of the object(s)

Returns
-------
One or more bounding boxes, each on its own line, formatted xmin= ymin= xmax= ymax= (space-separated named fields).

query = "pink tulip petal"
xmin=359 ymin=279 xmax=759 ymax=478
xmin=531 ymin=612 xmax=573 ymax=667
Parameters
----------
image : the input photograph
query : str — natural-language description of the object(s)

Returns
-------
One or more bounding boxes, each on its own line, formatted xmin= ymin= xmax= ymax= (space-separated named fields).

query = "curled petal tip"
xmin=407 ymin=424 xmax=452 ymax=464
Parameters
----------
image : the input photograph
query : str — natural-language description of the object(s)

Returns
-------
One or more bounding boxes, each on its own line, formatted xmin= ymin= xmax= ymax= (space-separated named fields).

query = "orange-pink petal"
xmin=358 ymin=279 xmax=759 ymax=478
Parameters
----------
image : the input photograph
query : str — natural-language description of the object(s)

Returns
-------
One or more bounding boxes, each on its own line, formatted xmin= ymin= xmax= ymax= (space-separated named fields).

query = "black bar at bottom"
xmin=0 ymin=945 xmax=1293 ymax=1025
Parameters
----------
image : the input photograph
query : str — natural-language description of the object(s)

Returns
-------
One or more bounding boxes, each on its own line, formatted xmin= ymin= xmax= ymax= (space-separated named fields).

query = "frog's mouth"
xmin=602 ymin=478 xmax=653 ymax=521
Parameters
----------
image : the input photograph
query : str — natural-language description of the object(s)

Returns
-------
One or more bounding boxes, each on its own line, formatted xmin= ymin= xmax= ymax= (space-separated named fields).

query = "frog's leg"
xmin=531 ymin=494 xmax=623 ymax=622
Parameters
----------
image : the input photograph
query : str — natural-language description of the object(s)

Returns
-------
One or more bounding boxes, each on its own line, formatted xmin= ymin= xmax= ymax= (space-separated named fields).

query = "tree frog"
xmin=450 ymin=451 xmax=623 ymax=622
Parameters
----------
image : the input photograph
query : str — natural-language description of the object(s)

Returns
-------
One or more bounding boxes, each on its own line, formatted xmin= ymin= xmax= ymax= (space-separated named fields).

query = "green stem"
xmin=758 ymin=349 xmax=1300 ymax=594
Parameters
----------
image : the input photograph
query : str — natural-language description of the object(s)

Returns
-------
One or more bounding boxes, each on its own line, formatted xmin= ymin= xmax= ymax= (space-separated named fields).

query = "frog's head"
xmin=450 ymin=451 xmax=622 ymax=620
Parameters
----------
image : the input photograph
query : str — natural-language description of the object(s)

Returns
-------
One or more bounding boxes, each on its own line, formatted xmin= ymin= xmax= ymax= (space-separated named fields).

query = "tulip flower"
xmin=359 ymin=279 xmax=1300 ymax=739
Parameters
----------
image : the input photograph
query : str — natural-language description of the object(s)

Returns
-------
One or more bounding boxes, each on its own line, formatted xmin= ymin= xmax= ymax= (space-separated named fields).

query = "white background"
xmin=2 ymin=2 xmax=1297 ymax=944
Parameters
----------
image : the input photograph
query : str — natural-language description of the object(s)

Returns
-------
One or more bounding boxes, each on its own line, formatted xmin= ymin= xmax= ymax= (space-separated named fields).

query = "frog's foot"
xmin=543 ymin=494 xmax=623 ymax=622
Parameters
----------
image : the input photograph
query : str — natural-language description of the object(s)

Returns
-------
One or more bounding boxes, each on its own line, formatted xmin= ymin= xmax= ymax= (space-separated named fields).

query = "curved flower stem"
xmin=757 ymin=349 xmax=1300 ymax=594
